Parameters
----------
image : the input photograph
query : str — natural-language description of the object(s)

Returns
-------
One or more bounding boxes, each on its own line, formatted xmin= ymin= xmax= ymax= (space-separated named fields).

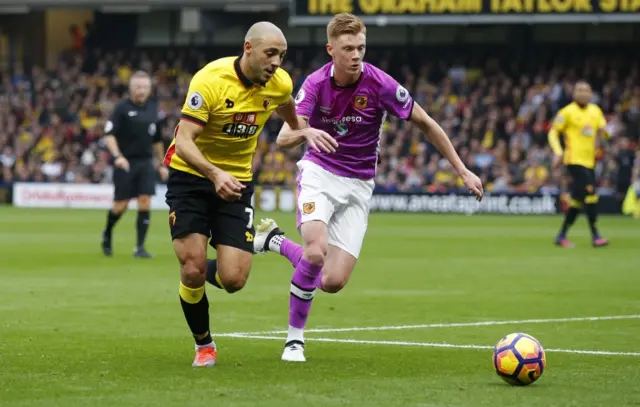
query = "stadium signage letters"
xmin=12 ymin=183 xmax=622 ymax=215
xmin=301 ymin=0 xmax=639 ymax=14
xmin=369 ymin=193 xmax=559 ymax=215
xmin=292 ymin=0 xmax=640 ymax=23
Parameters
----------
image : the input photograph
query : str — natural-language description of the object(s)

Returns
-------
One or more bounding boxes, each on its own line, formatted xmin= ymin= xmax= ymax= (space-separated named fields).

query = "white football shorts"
xmin=295 ymin=159 xmax=375 ymax=259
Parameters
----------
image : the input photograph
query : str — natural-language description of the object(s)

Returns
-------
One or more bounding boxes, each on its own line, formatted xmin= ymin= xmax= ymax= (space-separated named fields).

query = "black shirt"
xmin=104 ymin=98 xmax=161 ymax=161
xmin=616 ymin=149 xmax=636 ymax=188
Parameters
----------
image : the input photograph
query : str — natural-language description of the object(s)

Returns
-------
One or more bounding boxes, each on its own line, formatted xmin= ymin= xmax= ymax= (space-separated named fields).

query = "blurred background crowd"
xmin=0 ymin=21 xmax=639 ymax=201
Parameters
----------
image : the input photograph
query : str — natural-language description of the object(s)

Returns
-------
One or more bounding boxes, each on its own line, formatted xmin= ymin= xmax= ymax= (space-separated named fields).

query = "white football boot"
xmin=254 ymin=218 xmax=285 ymax=255
xmin=281 ymin=340 xmax=306 ymax=362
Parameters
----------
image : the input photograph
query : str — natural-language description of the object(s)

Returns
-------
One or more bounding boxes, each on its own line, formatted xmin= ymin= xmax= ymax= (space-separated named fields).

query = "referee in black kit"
xmin=101 ymin=71 xmax=168 ymax=258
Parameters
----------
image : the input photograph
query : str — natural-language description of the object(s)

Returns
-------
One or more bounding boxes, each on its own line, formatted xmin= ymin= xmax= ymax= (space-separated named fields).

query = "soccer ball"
xmin=493 ymin=333 xmax=546 ymax=386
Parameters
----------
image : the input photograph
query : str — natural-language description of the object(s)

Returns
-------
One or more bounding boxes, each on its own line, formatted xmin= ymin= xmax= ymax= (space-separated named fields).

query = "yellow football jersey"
xmin=164 ymin=56 xmax=293 ymax=181
xmin=549 ymin=102 xmax=608 ymax=169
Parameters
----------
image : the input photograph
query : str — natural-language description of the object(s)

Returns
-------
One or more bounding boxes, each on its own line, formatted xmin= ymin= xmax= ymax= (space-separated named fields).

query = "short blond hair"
xmin=327 ymin=13 xmax=366 ymax=41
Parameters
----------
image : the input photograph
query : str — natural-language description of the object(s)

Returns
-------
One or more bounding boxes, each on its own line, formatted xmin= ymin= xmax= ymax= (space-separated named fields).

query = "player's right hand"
xmin=302 ymin=128 xmax=339 ymax=154
xmin=114 ymin=156 xmax=130 ymax=171
xmin=552 ymin=155 xmax=563 ymax=170
xmin=461 ymin=169 xmax=484 ymax=201
xmin=212 ymin=170 xmax=245 ymax=201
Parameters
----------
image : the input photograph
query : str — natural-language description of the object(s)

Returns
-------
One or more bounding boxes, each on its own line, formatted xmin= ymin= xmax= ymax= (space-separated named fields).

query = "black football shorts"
xmin=165 ymin=168 xmax=255 ymax=253
xmin=113 ymin=159 xmax=156 ymax=201
xmin=567 ymin=164 xmax=596 ymax=202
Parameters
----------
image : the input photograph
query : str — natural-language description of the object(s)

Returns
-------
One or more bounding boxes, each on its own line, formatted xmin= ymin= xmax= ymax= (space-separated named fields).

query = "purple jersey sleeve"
xmin=294 ymin=78 xmax=317 ymax=119
xmin=379 ymin=77 xmax=414 ymax=121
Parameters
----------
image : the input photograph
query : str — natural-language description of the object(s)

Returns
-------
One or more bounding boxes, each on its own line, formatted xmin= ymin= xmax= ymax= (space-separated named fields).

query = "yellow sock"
xmin=179 ymin=282 xmax=205 ymax=304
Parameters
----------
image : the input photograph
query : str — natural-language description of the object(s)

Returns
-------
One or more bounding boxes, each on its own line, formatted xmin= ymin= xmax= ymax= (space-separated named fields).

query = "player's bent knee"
xmin=217 ymin=246 xmax=252 ymax=293
xmin=321 ymin=274 xmax=348 ymax=293
xmin=218 ymin=267 xmax=249 ymax=293
xmin=303 ymin=244 xmax=326 ymax=266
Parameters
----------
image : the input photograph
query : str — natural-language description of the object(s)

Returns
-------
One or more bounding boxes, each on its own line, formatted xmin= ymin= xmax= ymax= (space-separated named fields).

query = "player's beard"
xmin=250 ymin=62 xmax=269 ymax=85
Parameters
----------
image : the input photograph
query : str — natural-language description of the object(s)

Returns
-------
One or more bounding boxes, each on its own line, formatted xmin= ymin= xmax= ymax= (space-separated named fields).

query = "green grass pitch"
xmin=0 ymin=207 xmax=638 ymax=407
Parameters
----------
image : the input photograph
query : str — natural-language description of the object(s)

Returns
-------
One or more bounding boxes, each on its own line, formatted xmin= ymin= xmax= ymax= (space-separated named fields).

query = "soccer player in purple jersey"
xmin=253 ymin=13 xmax=484 ymax=362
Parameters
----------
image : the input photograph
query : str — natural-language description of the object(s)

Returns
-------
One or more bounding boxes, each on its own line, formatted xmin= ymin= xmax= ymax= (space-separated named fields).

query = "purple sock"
xmin=289 ymin=258 xmax=322 ymax=329
xmin=281 ymin=238 xmax=303 ymax=268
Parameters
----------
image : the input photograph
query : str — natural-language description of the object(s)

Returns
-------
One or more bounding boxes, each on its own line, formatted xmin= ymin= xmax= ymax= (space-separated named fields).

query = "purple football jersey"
xmin=294 ymin=62 xmax=414 ymax=180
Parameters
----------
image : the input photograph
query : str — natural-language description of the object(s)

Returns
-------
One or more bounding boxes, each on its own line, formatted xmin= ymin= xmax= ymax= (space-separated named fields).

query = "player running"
xmin=548 ymin=81 xmax=610 ymax=248
xmin=164 ymin=21 xmax=332 ymax=367
xmin=253 ymin=13 xmax=484 ymax=362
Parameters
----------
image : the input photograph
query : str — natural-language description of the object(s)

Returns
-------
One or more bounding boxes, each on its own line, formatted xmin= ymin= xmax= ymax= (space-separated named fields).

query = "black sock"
xmin=105 ymin=210 xmax=122 ymax=235
xmin=136 ymin=211 xmax=150 ymax=248
xmin=560 ymin=207 xmax=580 ymax=236
xmin=179 ymin=283 xmax=212 ymax=346
xmin=206 ymin=259 xmax=224 ymax=289
xmin=585 ymin=204 xmax=600 ymax=239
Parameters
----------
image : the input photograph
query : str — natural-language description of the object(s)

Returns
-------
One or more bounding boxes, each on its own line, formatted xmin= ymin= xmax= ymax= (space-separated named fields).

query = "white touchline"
xmin=220 ymin=314 xmax=640 ymax=336
xmin=215 ymin=334 xmax=640 ymax=357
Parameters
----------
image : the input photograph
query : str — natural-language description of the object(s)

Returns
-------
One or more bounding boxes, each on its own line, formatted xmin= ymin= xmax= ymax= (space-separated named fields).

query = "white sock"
xmin=286 ymin=326 xmax=305 ymax=344
xmin=269 ymin=234 xmax=285 ymax=254
xmin=195 ymin=340 xmax=216 ymax=350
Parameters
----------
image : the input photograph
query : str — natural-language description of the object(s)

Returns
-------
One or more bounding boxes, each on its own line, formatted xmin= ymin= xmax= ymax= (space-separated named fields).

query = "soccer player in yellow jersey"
xmin=163 ymin=22 xmax=335 ymax=367
xmin=548 ymin=81 xmax=610 ymax=248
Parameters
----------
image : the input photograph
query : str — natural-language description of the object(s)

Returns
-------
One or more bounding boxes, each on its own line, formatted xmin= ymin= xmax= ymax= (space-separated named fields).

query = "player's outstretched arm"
xmin=276 ymin=96 xmax=306 ymax=131
xmin=276 ymin=101 xmax=338 ymax=154
xmin=176 ymin=120 xmax=244 ymax=200
xmin=409 ymin=103 xmax=483 ymax=200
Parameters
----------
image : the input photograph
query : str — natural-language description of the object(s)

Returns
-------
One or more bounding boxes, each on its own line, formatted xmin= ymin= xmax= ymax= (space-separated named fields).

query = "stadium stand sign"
xmin=11 ymin=183 xmax=622 ymax=215
xmin=290 ymin=0 xmax=640 ymax=25
xmin=0 ymin=0 xmax=284 ymax=8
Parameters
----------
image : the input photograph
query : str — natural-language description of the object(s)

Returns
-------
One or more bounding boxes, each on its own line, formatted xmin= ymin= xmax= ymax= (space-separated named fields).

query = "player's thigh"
xmin=135 ymin=160 xmax=156 ymax=198
xmin=326 ymin=178 xmax=373 ymax=261
xmin=567 ymin=165 xmax=588 ymax=202
xmin=327 ymin=203 xmax=369 ymax=262
xmin=322 ymin=204 xmax=367 ymax=292
xmin=296 ymin=162 xmax=336 ymax=232
xmin=586 ymin=168 xmax=596 ymax=194
xmin=113 ymin=167 xmax=134 ymax=201
xmin=209 ymin=183 xmax=255 ymax=290
xmin=166 ymin=170 xmax=213 ymax=276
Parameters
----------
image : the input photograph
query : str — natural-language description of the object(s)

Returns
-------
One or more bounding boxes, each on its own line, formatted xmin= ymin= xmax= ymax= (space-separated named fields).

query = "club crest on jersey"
xmin=302 ymin=202 xmax=315 ymax=214
xmin=263 ymin=98 xmax=271 ymax=109
xmin=354 ymin=95 xmax=368 ymax=110
xmin=582 ymin=125 xmax=594 ymax=136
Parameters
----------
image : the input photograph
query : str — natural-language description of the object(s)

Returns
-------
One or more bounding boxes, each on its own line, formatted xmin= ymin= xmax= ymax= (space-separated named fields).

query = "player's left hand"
xmin=461 ymin=169 xmax=484 ymax=201
xmin=158 ymin=165 xmax=169 ymax=183
xmin=552 ymin=155 xmax=563 ymax=170
xmin=301 ymin=128 xmax=339 ymax=154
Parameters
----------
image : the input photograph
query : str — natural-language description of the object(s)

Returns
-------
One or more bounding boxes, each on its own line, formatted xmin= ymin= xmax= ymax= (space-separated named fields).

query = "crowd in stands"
xmin=0 ymin=46 xmax=639 ymax=199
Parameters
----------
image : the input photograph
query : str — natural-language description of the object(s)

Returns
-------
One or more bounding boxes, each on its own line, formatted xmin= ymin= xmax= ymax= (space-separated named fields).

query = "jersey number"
xmin=244 ymin=207 xmax=254 ymax=229
xmin=222 ymin=123 xmax=259 ymax=139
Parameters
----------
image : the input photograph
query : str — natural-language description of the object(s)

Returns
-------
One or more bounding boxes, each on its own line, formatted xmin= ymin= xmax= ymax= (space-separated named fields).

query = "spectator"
xmin=0 ymin=47 xmax=638 ymax=197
